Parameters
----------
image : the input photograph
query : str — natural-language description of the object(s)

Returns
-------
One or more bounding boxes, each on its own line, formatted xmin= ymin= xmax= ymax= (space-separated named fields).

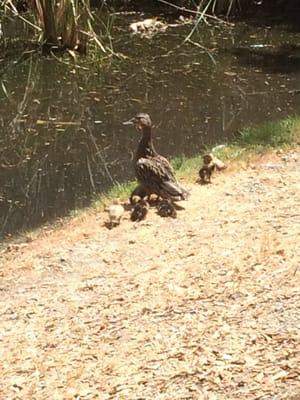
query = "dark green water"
xmin=0 ymin=12 xmax=300 ymax=237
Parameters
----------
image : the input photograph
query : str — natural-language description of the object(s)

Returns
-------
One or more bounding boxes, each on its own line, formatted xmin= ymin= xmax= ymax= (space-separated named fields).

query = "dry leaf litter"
xmin=0 ymin=149 xmax=299 ymax=399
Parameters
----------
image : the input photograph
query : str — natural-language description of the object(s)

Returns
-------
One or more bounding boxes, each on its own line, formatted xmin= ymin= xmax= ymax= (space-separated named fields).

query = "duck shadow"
xmin=196 ymin=177 xmax=213 ymax=185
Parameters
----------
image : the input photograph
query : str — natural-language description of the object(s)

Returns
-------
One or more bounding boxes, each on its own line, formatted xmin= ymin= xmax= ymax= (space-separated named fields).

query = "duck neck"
xmin=136 ymin=126 xmax=157 ymax=158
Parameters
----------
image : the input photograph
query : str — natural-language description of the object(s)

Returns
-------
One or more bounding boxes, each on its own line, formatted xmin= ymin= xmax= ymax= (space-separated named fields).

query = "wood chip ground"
xmin=0 ymin=149 xmax=299 ymax=399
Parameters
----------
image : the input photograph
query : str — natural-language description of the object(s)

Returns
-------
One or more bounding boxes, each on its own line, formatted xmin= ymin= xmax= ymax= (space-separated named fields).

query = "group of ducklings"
xmin=105 ymin=197 xmax=176 ymax=229
xmin=105 ymin=152 xmax=226 ymax=229
xmin=131 ymin=197 xmax=177 ymax=222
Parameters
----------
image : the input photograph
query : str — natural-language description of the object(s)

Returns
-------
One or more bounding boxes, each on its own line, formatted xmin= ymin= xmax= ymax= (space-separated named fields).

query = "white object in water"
xmin=129 ymin=19 xmax=166 ymax=35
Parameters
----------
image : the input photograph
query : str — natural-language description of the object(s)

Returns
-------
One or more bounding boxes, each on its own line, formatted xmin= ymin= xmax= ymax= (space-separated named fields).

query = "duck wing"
xmin=136 ymin=157 xmax=189 ymax=200
xmin=155 ymin=155 xmax=177 ymax=181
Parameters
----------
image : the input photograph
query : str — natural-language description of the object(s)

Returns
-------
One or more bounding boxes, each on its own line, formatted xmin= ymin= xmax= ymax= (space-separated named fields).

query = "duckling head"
xmin=202 ymin=153 xmax=214 ymax=165
xmin=123 ymin=113 xmax=152 ymax=132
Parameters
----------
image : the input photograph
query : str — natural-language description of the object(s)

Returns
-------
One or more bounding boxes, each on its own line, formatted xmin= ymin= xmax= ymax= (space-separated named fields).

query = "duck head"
xmin=123 ymin=113 xmax=152 ymax=132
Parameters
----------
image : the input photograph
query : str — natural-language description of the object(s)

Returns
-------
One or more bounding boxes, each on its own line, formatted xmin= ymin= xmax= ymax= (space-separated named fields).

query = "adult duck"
xmin=123 ymin=113 xmax=189 ymax=201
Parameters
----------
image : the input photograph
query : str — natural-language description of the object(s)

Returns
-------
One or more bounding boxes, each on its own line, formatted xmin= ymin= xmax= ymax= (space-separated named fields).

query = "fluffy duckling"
xmin=157 ymin=199 xmax=177 ymax=219
xmin=131 ymin=199 xmax=149 ymax=222
xmin=199 ymin=153 xmax=227 ymax=184
xmin=214 ymin=156 xmax=227 ymax=171
xmin=199 ymin=154 xmax=216 ymax=184
xmin=105 ymin=203 xmax=124 ymax=229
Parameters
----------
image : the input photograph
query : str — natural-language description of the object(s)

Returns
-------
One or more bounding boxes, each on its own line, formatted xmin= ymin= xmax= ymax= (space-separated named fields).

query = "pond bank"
xmin=81 ymin=114 xmax=300 ymax=211
xmin=1 ymin=114 xmax=299 ymax=246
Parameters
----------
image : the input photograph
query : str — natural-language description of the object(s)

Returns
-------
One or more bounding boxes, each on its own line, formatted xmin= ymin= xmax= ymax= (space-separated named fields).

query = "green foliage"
xmin=172 ymin=155 xmax=201 ymax=181
xmin=104 ymin=181 xmax=137 ymax=202
xmin=171 ymin=155 xmax=186 ymax=170
xmin=238 ymin=116 xmax=300 ymax=147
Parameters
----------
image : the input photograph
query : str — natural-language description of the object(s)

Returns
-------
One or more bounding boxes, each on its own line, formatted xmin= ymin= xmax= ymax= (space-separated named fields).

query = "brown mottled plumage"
xmin=199 ymin=154 xmax=216 ymax=184
xmin=124 ymin=113 xmax=189 ymax=201
xmin=157 ymin=199 xmax=177 ymax=218
xmin=199 ymin=153 xmax=227 ymax=184
xmin=131 ymin=199 xmax=149 ymax=222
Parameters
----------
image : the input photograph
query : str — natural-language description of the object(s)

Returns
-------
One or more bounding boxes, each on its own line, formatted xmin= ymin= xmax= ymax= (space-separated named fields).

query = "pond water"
xmin=0 ymin=11 xmax=300 ymax=237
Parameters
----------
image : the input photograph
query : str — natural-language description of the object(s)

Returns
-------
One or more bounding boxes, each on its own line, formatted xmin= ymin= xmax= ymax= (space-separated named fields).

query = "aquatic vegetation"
xmin=1 ymin=0 xmax=106 ymax=54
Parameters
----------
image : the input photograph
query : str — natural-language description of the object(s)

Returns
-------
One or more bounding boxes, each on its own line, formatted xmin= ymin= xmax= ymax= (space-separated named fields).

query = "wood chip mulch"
xmin=0 ymin=149 xmax=299 ymax=399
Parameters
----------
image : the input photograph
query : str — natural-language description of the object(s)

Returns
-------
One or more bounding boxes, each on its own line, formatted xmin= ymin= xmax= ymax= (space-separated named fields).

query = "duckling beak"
xmin=123 ymin=117 xmax=135 ymax=126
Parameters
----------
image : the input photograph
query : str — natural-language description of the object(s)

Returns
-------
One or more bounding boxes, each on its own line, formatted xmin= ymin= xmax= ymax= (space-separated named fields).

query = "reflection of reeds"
xmin=183 ymin=0 xmax=240 ymax=45
xmin=195 ymin=0 xmax=242 ymax=15
xmin=157 ymin=0 xmax=243 ymax=17
xmin=9 ymin=55 xmax=38 ymax=133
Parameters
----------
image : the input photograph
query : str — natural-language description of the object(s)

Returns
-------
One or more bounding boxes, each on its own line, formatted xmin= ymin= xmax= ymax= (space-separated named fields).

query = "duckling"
xmin=123 ymin=113 xmax=189 ymax=202
xmin=131 ymin=199 xmax=149 ymax=222
xmin=105 ymin=203 xmax=124 ymax=229
xmin=214 ymin=156 xmax=227 ymax=171
xmin=157 ymin=199 xmax=177 ymax=219
xmin=199 ymin=154 xmax=216 ymax=184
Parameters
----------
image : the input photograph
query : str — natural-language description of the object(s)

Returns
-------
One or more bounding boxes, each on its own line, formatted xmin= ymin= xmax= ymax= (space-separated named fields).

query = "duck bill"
xmin=123 ymin=118 xmax=135 ymax=126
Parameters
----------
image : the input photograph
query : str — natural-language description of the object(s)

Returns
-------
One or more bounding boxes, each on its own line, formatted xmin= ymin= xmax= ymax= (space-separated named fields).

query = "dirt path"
xmin=0 ymin=149 xmax=299 ymax=400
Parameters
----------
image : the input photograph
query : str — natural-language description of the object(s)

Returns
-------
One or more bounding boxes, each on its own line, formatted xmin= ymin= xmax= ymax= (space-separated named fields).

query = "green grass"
xmin=68 ymin=180 xmax=136 ymax=219
xmin=237 ymin=116 xmax=300 ymax=147
xmin=95 ymin=180 xmax=137 ymax=208
xmin=171 ymin=116 xmax=299 ymax=180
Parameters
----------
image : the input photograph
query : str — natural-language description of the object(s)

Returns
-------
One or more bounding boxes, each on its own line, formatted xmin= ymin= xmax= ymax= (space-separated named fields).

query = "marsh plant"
xmin=34 ymin=0 xmax=92 ymax=52
xmin=2 ymin=0 xmax=103 ymax=54
xmin=199 ymin=0 xmax=242 ymax=15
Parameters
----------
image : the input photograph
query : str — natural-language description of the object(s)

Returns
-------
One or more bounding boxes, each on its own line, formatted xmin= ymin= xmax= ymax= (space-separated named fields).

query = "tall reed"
xmin=32 ymin=0 xmax=91 ymax=52
xmin=197 ymin=0 xmax=242 ymax=16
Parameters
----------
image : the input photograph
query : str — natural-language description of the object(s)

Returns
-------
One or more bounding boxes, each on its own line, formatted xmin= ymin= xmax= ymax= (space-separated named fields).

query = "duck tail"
xmin=177 ymin=184 xmax=190 ymax=200
xmin=161 ymin=181 xmax=190 ymax=200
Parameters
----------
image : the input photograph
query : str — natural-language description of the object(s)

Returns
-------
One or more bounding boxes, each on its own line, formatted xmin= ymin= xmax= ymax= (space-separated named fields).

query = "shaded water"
xmin=1 ymin=12 xmax=300 ymax=237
